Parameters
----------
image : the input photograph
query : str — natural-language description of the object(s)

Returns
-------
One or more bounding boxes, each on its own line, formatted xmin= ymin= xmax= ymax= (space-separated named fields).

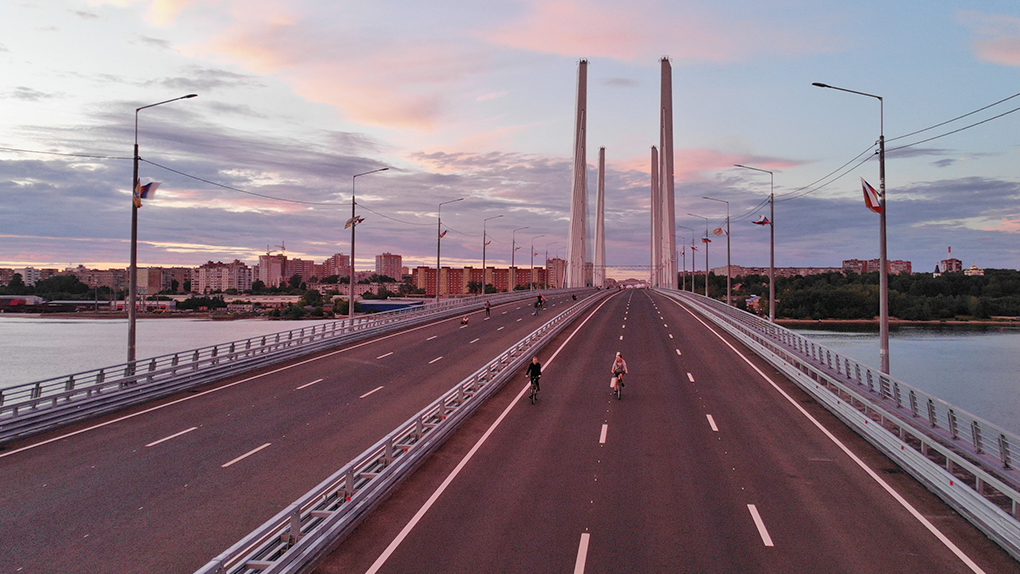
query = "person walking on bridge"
xmin=484 ymin=300 xmax=491 ymax=318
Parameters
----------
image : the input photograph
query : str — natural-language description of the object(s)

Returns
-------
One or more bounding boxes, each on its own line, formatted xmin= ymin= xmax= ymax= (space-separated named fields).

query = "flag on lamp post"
xmin=712 ymin=227 xmax=726 ymax=236
xmin=133 ymin=181 xmax=160 ymax=208
xmin=861 ymin=178 xmax=883 ymax=213
xmin=439 ymin=229 xmax=448 ymax=238
xmin=753 ymin=215 xmax=771 ymax=226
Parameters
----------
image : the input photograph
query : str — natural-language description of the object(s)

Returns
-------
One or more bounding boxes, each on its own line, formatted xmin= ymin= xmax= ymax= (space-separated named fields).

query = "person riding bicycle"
xmin=611 ymin=352 xmax=628 ymax=388
xmin=526 ymin=356 xmax=542 ymax=392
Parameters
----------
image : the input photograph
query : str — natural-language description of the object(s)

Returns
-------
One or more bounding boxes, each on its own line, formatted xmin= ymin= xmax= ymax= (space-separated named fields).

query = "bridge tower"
xmin=659 ymin=57 xmax=677 ymax=289
xmin=594 ymin=147 xmax=606 ymax=288
xmin=650 ymin=145 xmax=661 ymax=286
xmin=567 ymin=59 xmax=588 ymax=288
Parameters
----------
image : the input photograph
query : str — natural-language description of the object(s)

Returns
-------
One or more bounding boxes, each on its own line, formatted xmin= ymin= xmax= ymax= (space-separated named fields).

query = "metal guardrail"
xmin=193 ymin=290 xmax=608 ymax=574
xmin=659 ymin=288 xmax=1020 ymax=561
xmin=0 ymin=290 xmax=579 ymax=445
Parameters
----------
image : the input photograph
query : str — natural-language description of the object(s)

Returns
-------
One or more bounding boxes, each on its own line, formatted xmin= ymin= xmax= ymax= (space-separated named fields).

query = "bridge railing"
xmin=193 ymin=290 xmax=609 ymax=574
xmin=659 ymin=288 xmax=1020 ymax=562
xmin=0 ymin=290 xmax=576 ymax=444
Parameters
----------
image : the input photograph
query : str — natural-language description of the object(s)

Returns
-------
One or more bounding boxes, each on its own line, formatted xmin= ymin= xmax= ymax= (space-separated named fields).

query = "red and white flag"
xmin=861 ymin=178 xmax=883 ymax=213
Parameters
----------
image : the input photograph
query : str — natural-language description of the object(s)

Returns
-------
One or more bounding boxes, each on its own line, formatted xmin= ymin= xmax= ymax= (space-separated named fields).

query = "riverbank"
xmin=778 ymin=317 xmax=1020 ymax=330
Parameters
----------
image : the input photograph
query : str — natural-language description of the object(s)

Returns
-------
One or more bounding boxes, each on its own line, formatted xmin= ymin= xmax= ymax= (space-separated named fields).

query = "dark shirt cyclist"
xmin=526 ymin=357 xmax=542 ymax=392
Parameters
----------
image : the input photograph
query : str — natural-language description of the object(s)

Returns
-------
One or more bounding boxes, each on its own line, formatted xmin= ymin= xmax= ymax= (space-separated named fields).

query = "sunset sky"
xmin=2 ymin=0 xmax=1019 ymax=278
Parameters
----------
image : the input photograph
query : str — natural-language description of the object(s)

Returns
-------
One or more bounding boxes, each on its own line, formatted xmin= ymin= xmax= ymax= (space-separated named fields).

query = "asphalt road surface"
xmin=0 ymin=293 xmax=585 ymax=574
xmin=318 ymin=289 xmax=1017 ymax=574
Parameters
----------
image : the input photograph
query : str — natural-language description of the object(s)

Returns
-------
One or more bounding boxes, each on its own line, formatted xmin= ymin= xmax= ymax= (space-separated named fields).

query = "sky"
xmin=2 ymin=0 xmax=1019 ymax=280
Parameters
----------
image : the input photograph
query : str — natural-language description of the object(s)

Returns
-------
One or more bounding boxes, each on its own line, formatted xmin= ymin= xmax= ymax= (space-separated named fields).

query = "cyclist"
xmin=610 ymin=352 xmax=628 ymax=389
xmin=526 ymin=356 xmax=542 ymax=402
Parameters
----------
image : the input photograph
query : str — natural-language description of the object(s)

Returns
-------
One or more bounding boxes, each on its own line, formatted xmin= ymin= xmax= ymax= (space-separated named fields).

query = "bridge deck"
xmin=318 ymin=289 xmax=1013 ymax=574
xmin=0 ymin=294 xmax=576 ymax=574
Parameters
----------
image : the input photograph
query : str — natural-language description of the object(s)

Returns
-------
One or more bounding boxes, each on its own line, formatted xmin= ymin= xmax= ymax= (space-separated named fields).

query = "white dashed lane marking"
xmin=145 ymin=427 xmax=197 ymax=448
xmin=222 ymin=443 xmax=271 ymax=468
xmin=360 ymin=386 xmax=384 ymax=399
xmin=295 ymin=378 xmax=324 ymax=390
xmin=706 ymin=414 xmax=719 ymax=432
xmin=376 ymin=352 xmax=393 ymax=359
xmin=748 ymin=504 xmax=775 ymax=547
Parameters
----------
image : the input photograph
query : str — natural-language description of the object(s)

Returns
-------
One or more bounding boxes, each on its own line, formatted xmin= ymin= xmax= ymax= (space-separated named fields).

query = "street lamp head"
xmin=811 ymin=82 xmax=830 ymax=88
xmin=183 ymin=94 xmax=198 ymax=99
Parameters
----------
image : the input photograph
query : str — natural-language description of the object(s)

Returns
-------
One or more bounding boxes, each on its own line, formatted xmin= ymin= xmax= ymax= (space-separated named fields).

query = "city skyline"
xmin=2 ymin=1 xmax=1020 ymax=276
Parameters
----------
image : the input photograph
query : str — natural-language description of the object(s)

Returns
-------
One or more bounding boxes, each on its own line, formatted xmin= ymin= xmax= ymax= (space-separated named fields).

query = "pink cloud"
xmin=611 ymin=148 xmax=794 ymax=183
xmin=959 ymin=11 xmax=1020 ymax=66
xmin=482 ymin=0 xmax=839 ymax=63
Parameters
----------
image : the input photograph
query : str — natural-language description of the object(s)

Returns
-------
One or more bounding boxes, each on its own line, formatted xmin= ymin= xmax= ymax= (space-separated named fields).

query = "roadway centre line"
xmin=469 ymin=338 xmax=480 ymax=344
xmin=599 ymin=424 xmax=608 ymax=444
xmin=0 ymin=310 xmax=480 ymax=460
xmin=426 ymin=335 xmax=438 ymax=341
xmin=747 ymin=504 xmax=774 ymax=547
xmin=376 ymin=352 xmax=394 ymax=359
xmin=668 ymin=296 xmax=989 ymax=574
xmin=687 ymin=372 xmax=695 ymax=383
xmin=428 ymin=356 xmax=443 ymax=364
xmin=222 ymin=443 xmax=271 ymax=468
xmin=574 ymin=532 xmax=591 ymax=574
xmin=296 ymin=378 xmax=324 ymax=390
xmin=363 ymin=291 xmax=621 ymax=574
xmin=145 ymin=426 xmax=198 ymax=447
xmin=706 ymin=414 xmax=719 ymax=432
xmin=360 ymin=386 xmax=384 ymax=399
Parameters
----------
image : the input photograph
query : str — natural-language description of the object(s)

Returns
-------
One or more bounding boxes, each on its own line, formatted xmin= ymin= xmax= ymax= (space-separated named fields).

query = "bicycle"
xmin=613 ymin=372 xmax=624 ymax=400
xmin=529 ymin=375 xmax=541 ymax=404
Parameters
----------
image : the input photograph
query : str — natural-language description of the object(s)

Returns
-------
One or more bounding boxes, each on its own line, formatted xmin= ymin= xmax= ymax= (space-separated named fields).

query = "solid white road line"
xmin=360 ymin=386 xmax=385 ymax=399
xmin=670 ymin=296 xmax=988 ymax=574
xmin=574 ymin=532 xmax=591 ymax=574
xmin=296 ymin=378 xmax=325 ymax=390
xmin=747 ymin=504 xmax=775 ymax=547
xmin=706 ymin=414 xmax=719 ymax=432
xmin=599 ymin=424 xmax=608 ymax=444
xmin=363 ymin=292 xmax=621 ymax=574
xmin=426 ymin=335 xmax=438 ymax=341
xmin=687 ymin=372 xmax=695 ymax=383
xmin=376 ymin=352 xmax=393 ymax=359
xmin=222 ymin=443 xmax=271 ymax=468
xmin=428 ymin=356 xmax=443 ymax=364
xmin=145 ymin=426 xmax=198 ymax=447
xmin=469 ymin=338 xmax=480 ymax=344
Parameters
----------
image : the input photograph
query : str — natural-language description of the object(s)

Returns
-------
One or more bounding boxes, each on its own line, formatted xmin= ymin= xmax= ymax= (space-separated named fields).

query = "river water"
xmin=0 ymin=316 xmax=335 ymax=390
xmin=2 ymin=316 xmax=1017 ymax=435
xmin=792 ymin=324 xmax=1020 ymax=435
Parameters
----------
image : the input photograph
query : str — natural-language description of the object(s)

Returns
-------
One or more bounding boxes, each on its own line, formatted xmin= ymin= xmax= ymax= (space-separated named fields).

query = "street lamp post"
xmin=688 ymin=214 xmax=710 ymax=297
xmin=813 ymin=82 xmax=888 ymax=374
xmin=482 ymin=214 xmax=503 ymax=293
xmin=677 ymin=225 xmax=695 ymax=292
xmin=128 ymin=93 xmax=197 ymax=364
xmin=437 ymin=198 xmax=465 ymax=303
xmin=529 ymin=234 xmax=545 ymax=290
xmin=703 ymin=196 xmax=731 ymax=306
xmin=349 ymin=168 xmax=388 ymax=318
xmin=544 ymin=241 xmax=559 ymax=289
xmin=511 ymin=226 xmax=529 ymax=291
xmin=735 ymin=164 xmax=775 ymax=323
